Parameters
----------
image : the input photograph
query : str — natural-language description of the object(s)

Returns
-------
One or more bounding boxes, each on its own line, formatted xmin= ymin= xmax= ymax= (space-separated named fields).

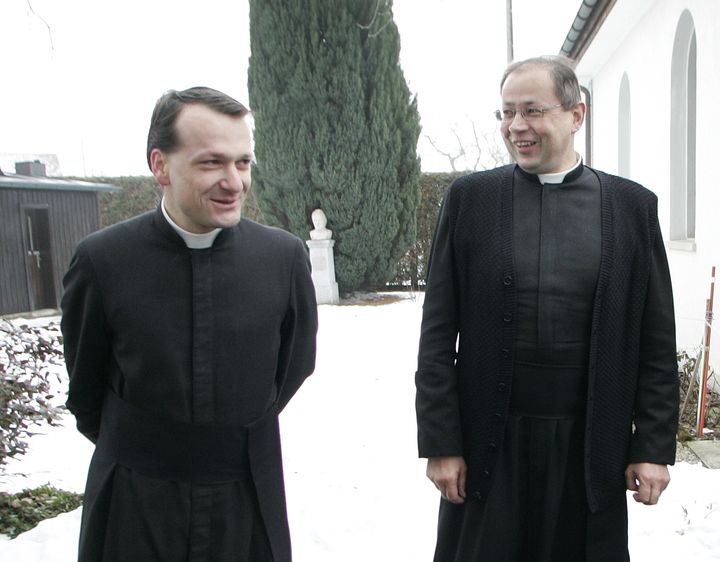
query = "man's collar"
xmin=515 ymin=155 xmax=584 ymax=185
xmin=537 ymin=155 xmax=583 ymax=184
xmin=160 ymin=198 xmax=222 ymax=249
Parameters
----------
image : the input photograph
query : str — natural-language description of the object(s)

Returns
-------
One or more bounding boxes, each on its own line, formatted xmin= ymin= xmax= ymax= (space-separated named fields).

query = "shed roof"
xmin=0 ymin=173 xmax=118 ymax=193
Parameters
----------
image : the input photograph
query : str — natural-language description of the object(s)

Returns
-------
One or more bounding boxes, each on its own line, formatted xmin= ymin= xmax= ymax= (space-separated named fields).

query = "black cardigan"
xmin=416 ymin=164 xmax=678 ymax=512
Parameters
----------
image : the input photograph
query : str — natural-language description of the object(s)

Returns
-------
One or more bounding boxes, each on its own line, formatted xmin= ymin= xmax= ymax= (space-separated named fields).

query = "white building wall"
xmin=576 ymin=0 xmax=720 ymax=362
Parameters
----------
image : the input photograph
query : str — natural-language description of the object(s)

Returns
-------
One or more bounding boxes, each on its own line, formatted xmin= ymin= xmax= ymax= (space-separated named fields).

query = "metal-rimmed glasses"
xmin=494 ymin=103 xmax=564 ymax=122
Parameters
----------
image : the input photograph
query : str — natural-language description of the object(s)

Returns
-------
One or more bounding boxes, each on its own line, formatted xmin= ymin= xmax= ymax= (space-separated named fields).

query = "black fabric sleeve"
xmin=415 ymin=188 xmax=464 ymax=458
xmin=629 ymin=216 xmax=679 ymax=465
xmin=274 ymin=239 xmax=318 ymax=412
xmin=61 ymin=245 xmax=111 ymax=443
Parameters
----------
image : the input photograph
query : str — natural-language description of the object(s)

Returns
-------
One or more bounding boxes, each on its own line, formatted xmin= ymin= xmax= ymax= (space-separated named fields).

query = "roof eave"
xmin=560 ymin=0 xmax=617 ymax=62
xmin=0 ymin=174 xmax=119 ymax=193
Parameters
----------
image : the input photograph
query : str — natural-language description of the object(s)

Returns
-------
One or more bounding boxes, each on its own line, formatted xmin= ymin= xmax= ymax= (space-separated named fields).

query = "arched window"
xmin=670 ymin=9 xmax=697 ymax=246
xmin=618 ymin=73 xmax=631 ymax=178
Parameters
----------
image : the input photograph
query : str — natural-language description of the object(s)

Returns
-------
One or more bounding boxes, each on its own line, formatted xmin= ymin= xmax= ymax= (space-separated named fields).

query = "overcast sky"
xmin=1 ymin=0 xmax=580 ymax=176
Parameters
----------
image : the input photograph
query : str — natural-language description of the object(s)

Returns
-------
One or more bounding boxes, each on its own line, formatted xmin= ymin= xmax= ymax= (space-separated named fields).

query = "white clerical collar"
xmin=537 ymin=155 xmax=582 ymax=185
xmin=161 ymin=198 xmax=222 ymax=249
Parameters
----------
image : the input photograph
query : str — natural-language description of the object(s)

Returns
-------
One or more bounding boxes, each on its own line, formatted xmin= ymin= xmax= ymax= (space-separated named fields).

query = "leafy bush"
xmin=0 ymin=485 xmax=82 ymax=538
xmin=0 ymin=320 xmax=65 ymax=471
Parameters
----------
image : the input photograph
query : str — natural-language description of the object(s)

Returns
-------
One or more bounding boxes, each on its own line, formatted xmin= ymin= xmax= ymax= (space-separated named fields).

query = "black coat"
xmin=61 ymin=208 xmax=318 ymax=561
xmin=416 ymin=164 xmax=678 ymax=512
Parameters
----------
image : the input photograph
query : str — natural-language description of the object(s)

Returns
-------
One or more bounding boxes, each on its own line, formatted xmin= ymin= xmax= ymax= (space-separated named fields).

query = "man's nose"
xmin=508 ymin=111 xmax=529 ymax=131
xmin=221 ymin=165 xmax=245 ymax=192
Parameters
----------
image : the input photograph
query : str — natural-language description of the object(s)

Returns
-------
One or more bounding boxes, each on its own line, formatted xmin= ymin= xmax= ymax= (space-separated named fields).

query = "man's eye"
xmin=525 ymin=108 xmax=543 ymax=117
xmin=502 ymin=109 xmax=515 ymax=119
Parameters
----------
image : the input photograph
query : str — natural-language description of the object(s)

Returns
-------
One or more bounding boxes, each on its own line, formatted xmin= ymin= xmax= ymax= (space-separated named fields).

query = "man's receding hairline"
xmin=502 ymin=62 xmax=553 ymax=87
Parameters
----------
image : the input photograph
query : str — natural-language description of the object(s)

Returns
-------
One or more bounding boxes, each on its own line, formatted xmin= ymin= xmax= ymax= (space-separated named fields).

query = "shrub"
xmin=249 ymin=0 xmax=421 ymax=292
xmin=87 ymin=175 xmax=263 ymax=228
xmin=96 ymin=176 xmax=161 ymax=228
xmin=390 ymin=171 xmax=467 ymax=289
xmin=0 ymin=485 xmax=83 ymax=538
xmin=0 ymin=320 xmax=65 ymax=471
xmin=677 ymin=348 xmax=718 ymax=439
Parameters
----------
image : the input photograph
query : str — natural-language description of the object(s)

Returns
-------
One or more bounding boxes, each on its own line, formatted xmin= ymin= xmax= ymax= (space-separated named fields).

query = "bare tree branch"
xmin=357 ymin=0 xmax=382 ymax=30
xmin=425 ymin=121 xmax=511 ymax=171
xmin=26 ymin=0 xmax=54 ymax=50
xmin=483 ymin=130 xmax=511 ymax=167
xmin=451 ymin=128 xmax=466 ymax=159
xmin=469 ymin=122 xmax=482 ymax=170
xmin=425 ymin=134 xmax=459 ymax=172
xmin=367 ymin=20 xmax=392 ymax=38
xmin=357 ymin=0 xmax=392 ymax=38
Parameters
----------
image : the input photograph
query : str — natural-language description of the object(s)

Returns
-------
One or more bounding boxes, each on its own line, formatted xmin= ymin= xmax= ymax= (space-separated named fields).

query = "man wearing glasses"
xmin=416 ymin=56 xmax=678 ymax=560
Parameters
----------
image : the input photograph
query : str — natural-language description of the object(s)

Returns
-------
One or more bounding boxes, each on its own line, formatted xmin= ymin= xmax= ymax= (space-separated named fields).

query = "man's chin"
xmin=213 ymin=210 xmax=243 ymax=229
xmin=515 ymin=159 xmax=542 ymax=174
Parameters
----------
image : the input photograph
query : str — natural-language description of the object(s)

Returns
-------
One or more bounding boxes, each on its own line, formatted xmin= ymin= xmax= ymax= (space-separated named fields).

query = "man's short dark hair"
xmin=500 ymin=55 xmax=581 ymax=109
xmin=146 ymin=87 xmax=250 ymax=170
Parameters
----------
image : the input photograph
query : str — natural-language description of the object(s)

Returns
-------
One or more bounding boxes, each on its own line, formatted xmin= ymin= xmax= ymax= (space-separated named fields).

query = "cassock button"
xmin=501 ymin=348 xmax=510 ymax=358
xmin=473 ymin=491 xmax=483 ymax=500
xmin=483 ymin=469 xmax=491 ymax=478
xmin=494 ymin=412 xmax=502 ymax=421
xmin=489 ymin=442 xmax=497 ymax=450
xmin=497 ymin=383 xmax=506 ymax=392
xmin=503 ymin=275 xmax=513 ymax=286
xmin=503 ymin=312 xmax=512 ymax=322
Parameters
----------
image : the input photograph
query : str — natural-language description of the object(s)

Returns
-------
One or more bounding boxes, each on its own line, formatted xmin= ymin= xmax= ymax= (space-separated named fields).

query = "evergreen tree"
xmin=248 ymin=0 xmax=421 ymax=291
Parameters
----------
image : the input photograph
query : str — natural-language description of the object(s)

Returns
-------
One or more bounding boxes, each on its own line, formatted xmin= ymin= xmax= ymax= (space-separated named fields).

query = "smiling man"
xmin=61 ymin=87 xmax=317 ymax=562
xmin=416 ymin=56 xmax=678 ymax=561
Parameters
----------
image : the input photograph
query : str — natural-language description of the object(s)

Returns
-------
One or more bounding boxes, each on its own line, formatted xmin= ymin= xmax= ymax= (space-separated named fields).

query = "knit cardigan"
xmin=416 ymin=164 xmax=678 ymax=512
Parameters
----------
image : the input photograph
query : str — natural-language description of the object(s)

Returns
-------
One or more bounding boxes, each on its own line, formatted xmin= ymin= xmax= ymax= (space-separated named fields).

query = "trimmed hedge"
xmin=89 ymin=172 xmax=468 ymax=291
xmin=391 ymin=171 xmax=467 ymax=289
xmin=86 ymin=176 xmax=263 ymax=228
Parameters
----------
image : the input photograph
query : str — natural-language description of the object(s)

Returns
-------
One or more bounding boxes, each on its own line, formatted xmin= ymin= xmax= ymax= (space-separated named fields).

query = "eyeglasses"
xmin=494 ymin=103 xmax=564 ymax=122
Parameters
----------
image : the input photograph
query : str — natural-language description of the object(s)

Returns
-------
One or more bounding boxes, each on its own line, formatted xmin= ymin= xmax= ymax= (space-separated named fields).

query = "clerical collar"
xmin=536 ymin=155 xmax=583 ymax=185
xmin=161 ymin=198 xmax=222 ymax=249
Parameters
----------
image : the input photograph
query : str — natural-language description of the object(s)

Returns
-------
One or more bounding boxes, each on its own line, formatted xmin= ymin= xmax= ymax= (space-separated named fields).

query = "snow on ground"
xmin=1 ymin=296 xmax=719 ymax=561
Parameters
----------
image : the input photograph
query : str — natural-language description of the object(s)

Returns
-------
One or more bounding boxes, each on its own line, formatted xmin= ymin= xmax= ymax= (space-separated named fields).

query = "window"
xmin=670 ymin=9 xmax=697 ymax=248
xmin=618 ymin=73 xmax=631 ymax=178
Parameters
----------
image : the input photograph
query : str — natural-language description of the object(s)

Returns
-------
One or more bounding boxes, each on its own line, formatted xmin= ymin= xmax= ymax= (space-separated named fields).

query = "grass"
xmin=0 ymin=485 xmax=82 ymax=539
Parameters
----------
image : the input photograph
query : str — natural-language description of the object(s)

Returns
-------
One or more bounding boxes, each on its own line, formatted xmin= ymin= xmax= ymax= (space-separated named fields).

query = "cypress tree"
xmin=248 ymin=0 xmax=420 ymax=291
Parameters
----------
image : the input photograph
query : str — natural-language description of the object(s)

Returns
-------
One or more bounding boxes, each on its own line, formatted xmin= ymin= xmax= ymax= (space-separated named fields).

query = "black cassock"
xmin=433 ymin=167 xmax=629 ymax=562
xmin=61 ymin=208 xmax=317 ymax=561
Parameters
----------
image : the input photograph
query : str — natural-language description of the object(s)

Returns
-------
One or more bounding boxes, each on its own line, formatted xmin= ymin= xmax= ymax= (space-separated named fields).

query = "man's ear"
xmin=571 ymin=101 xmax=586 ymax=133
xmin=150 ymin=149 xmax=171 ymax=186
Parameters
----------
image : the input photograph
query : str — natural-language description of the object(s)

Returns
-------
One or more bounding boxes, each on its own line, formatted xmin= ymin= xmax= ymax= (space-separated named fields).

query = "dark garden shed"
xmin=0 ymin=165 xmax=117 ymax=316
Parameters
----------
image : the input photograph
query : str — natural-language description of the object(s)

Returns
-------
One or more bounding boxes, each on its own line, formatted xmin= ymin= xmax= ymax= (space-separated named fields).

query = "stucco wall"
xmin=576 ymin=0 xmax=720 ymax=362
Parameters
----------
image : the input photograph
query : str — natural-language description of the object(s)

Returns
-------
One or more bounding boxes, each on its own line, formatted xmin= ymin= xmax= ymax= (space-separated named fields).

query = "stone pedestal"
xmin=306 ymin=239 xmax=340 ymax=305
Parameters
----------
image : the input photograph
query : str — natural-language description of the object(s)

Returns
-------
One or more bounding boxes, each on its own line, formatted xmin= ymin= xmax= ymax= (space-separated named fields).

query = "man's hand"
xmin=427 ymin=456 xmax=467 ymax=504
xmin=625 ymin=462 xmax=670 ymax=505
